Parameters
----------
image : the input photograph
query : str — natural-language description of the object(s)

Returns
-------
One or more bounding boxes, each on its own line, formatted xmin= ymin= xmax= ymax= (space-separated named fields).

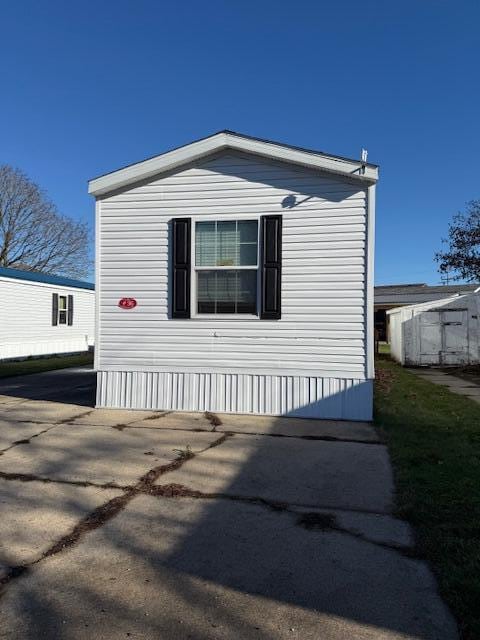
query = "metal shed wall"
xmin=388 ymin=292 xmax=480 ymax=367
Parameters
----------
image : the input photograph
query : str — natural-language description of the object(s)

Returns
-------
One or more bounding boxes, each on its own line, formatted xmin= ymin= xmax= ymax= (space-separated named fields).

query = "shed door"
xmin=442 ymin=310 xmax=468 ymax=365
xmin=419 ymin=312 xmax=442 ymax=365
xmin=419 ymin=309 xmax=468 ymax=365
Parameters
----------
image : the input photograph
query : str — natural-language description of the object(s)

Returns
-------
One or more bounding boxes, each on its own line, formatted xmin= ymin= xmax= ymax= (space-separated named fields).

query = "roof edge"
xmin=88 ymin=131 xmax=378 ymax=197
xmin=386 ymin=292 xmax=470 ymax=315
xmin=0 ymin=266 xmax=94 ymax=291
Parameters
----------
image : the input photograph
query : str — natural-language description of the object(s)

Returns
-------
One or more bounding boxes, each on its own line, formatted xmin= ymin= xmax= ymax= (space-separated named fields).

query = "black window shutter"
xmin=52 ymin=293 xmax=58 ymax=326
xmin=67 ymin=295 xmax=74 ymax=325
xmin=172 ymin=217 xmax=191 ymax=318
xmin=260 ymin=215 xmax=282 ymax=320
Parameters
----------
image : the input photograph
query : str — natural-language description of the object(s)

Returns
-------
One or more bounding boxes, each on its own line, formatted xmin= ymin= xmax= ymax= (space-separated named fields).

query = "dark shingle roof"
xmin=375 ymin=282 xmax=478 ymax=306
xmin=0 ymin=267 xmax=94 ymax=291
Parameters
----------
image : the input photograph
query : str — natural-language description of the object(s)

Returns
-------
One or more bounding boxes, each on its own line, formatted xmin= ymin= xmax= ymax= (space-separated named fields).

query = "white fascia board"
xmin=386 ymin=294 xmax=464 ymax=315
xmin=88 ymin=132 xmax=378 ymax=197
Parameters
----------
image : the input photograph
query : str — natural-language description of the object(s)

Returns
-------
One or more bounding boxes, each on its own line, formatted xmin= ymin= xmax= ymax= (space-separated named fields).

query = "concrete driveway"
xmin=0 ymin=368 xmax=458 ymax=639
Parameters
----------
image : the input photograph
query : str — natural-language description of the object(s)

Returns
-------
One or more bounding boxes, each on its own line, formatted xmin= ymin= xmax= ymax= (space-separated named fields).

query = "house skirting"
xmin=1 ymin=338 xmax=91 ymax=361
xmin=96 ymin=371 xmax=372 ymax=421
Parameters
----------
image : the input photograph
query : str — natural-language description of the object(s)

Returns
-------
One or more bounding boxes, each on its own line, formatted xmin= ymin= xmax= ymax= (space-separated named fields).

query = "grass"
xmin=377 ymin=341 xmax=391 ymax=355
xmin=375 ymin=355 xmax=480 ymax=639
xmin=0 ymin=353 xmax=93 ymax=379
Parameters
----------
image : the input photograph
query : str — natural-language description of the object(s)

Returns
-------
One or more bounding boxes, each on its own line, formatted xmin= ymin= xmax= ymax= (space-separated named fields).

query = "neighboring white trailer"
xmin=0 ymin=267 xmax=95 ymax=360
xmin=89 ymin=131 xmax=378 ymax=420
xmin=388 ymin=291 xmax=480 ymax=366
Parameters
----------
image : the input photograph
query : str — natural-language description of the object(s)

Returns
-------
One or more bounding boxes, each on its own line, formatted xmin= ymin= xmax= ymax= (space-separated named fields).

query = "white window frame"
xmin=57 ymin=295 xmax=69 ymax=325
xmin=190 ymin=216 xmax=260 ymax=320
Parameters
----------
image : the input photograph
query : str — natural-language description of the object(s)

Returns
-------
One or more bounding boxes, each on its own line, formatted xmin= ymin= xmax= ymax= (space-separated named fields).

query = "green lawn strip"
xmin=0 ymin=353 xmax=93 ymax=379
xmin=374 ymin=357 xmax=480 ymax=640
xmin=377 ymin=342 xmax=391 ymax=355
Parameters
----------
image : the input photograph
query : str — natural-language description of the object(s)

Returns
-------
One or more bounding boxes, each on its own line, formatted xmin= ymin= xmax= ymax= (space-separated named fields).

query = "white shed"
xmin=0 ymin=267 xmax=95 ymax=360
xmin=89 ymin=131 xmax=378 ymax=421
xmin=388 ymin=291 xmax=480 ymax=366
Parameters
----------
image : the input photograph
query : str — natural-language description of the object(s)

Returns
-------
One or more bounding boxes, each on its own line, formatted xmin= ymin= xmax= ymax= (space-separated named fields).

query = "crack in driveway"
xmin=0 ymin=410 xmax=94 ymax=455
xmin=0 ymin=431 xmax=233 ymax=593
xmin=148 ymin=483 xmax=417 ymax=557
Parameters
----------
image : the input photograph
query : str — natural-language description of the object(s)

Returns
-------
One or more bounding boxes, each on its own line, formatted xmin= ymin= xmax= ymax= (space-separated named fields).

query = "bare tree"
xmin=0 ymin=164 xmax=90 ymax=278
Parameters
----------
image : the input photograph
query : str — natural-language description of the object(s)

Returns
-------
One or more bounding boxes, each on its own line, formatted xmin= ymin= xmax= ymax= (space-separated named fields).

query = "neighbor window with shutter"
xmin=52 ymin=293 xmax=74 ymax=326
xmin=171 ymin=216 xmax=281 ymax=319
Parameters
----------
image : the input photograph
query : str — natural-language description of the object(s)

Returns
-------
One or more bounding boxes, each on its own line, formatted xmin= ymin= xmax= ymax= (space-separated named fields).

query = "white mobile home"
xmin=388 ymin=291 xmax=480 ymax=367
xmin=89 ymin=131 xmax=378 ymax=420
xmin=0 ymin=267 xmax=95 ymax=360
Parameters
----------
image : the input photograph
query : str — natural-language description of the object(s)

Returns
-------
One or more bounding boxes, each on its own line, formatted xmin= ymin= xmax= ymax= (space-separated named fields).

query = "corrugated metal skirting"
xmin=96 ymin=371 xmax=372 ymax=421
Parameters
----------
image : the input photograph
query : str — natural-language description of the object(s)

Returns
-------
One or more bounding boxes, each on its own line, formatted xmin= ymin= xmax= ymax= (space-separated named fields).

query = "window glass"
xmin=215 ymin=270 xmax=237 ymax=313
xmin=197 ymin=270 xmax=216 ymax=314
xmin=58 ymin=296 xmax=67 ymax=324
xmin=195 ymin=221 xmax=216 ymax=267
xmin=239 ymin=243 xmax=257 ymax=266
xmin=216 ymin=221 xmax=237 ymax=266
xmin=55 ymin=295 xmax=71 ymax=325
xmin=195 ymin=220 xmax=258 ymax=268
xmin=238 ymin=220 xmax=258 ymax=244
xmin=195 ymin=220 xmax=258 ymax=315
xmin=236 ymin=270 xmax=257 ymax=313
xmin=197 ymin=269 xmax=256 ymax=314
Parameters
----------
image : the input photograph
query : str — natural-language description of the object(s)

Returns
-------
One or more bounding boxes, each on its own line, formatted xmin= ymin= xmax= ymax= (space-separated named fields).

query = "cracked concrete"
xmin=158 ymin=433 xmax=394 ymax=512
xmin=0 ymin=496 xmax=458 ymax=640
xmin=1 ymin=400 xmax=91 ymax=424
xmin=0 ymin=419 xmax=58 ymax=452
xmin=69 ymin=408 xmax=158 ymax=427
xmin=0 ymin=367 xmax=459 ymax=639
xmin=213 ymin=412 xmax=380 ymax=442
xmin=0 ymin=424 xmax=219 ymax=486
xmin=0 ymin=478 xmax=121 ymax=568
xmin=128 ymin=410 xmax=216 ymax=431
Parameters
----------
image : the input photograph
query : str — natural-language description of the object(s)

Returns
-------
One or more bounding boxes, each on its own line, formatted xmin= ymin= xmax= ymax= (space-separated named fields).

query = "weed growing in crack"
xmin=172 ymin=445 xmax=193 ymax=460
xmin=144 ymin=411 xmax=170 ymax=420
xmin=204 ymin=411 xmax=222 ymax=429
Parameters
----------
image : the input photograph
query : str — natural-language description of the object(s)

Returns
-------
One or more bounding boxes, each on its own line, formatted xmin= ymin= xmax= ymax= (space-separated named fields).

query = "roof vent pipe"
xmin=360 ymin=148 xmax=368 ymax=174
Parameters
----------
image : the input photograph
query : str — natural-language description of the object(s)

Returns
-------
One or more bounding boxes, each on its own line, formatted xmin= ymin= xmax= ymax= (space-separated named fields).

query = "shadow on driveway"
xmin=0 ymin=367 xmax=96 ymax=407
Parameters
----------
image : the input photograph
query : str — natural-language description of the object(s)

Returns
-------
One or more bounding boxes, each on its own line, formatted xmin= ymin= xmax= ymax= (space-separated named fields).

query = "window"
xmin=171 ymin=215 xmax=282 ymax=320
xmin=194 ymin=220 xmax=258 ymax=315
xmin=52 ymin=293 xmax=74 ymax=326
xmin=58 ymin=295 xmax=68 ymax=324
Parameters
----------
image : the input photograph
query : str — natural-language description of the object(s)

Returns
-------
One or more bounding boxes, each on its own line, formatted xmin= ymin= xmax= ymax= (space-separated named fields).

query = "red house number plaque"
xmin=118 ymin=298 xmax=137 ymax=310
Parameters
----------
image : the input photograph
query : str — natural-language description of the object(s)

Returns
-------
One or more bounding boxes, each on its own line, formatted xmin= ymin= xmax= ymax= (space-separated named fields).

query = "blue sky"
xmin=1 ymin=0 xmax=479 ymax=283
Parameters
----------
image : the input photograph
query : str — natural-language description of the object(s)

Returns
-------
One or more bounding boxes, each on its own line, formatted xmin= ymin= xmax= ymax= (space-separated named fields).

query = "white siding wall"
xmin=0 ymin=278 xmax=95 ymax=360
xmin=97 ymin=151 xmax=371 ymax=419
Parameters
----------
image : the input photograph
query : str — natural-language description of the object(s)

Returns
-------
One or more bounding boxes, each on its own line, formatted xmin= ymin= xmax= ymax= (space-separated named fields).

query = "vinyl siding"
xmin=97 ymin=151 xmax=368 ymax=380
xmin=0 ymin=278 xmax=94 ymax=360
